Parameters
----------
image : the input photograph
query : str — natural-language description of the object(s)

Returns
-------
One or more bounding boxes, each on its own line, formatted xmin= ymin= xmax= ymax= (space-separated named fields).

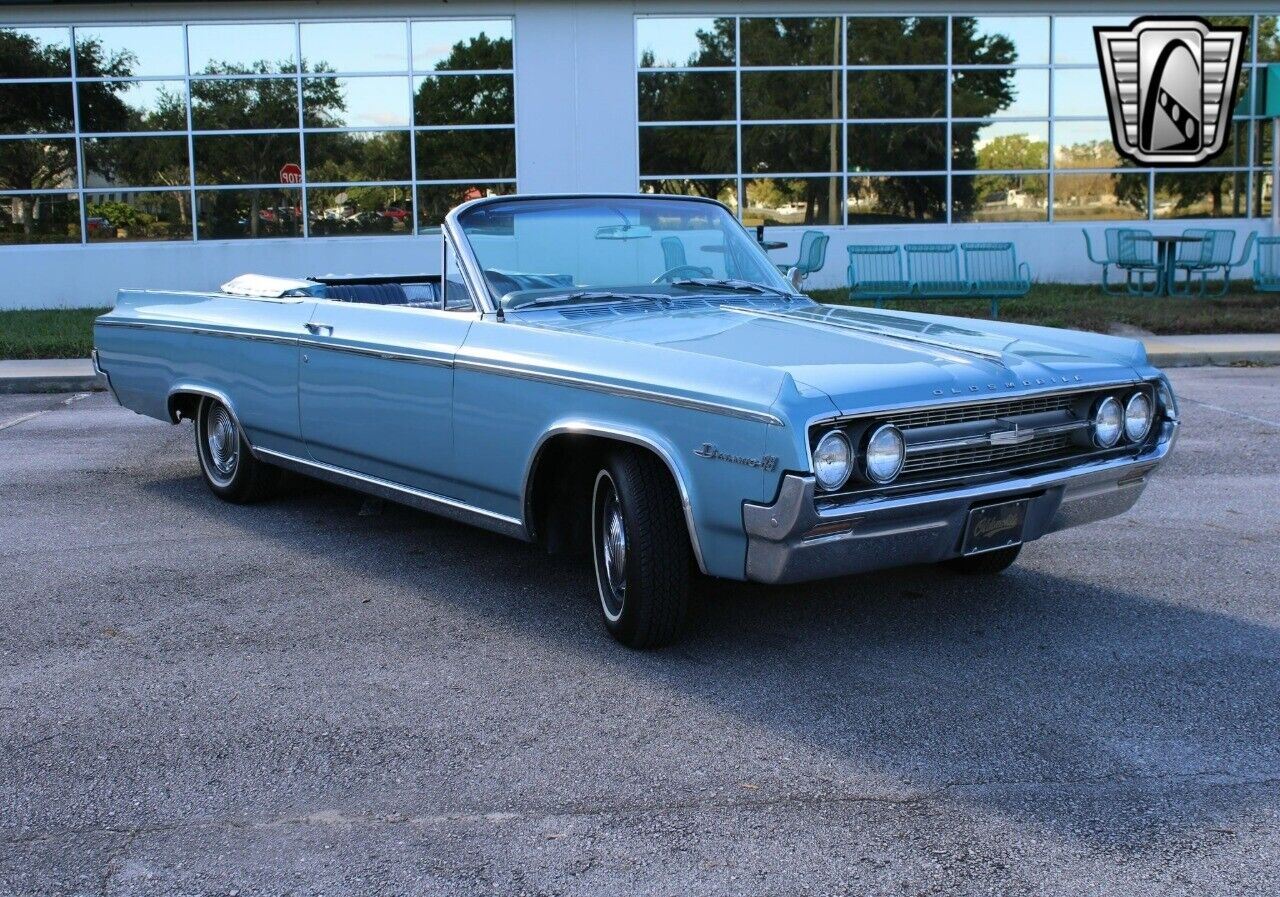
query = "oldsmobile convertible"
xmin=93 ymin=194 xmax=1178 ymax=648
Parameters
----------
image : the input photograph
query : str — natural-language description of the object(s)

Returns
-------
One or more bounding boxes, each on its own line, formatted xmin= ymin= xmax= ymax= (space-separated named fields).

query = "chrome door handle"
xmin=304 ymin=322 xmax=333 ymax=335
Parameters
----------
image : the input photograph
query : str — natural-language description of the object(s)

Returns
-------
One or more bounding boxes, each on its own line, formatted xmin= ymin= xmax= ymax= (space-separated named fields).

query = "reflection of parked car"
xmin=86 ymin=217 xmax=109 ymax=237
xmin=94 ymin=194 xmax=1178 ymax=648
xmin=380 ymin=204 xmax=409 ymax=221
xmin=348 ymin=210 xmax=393 ymax=231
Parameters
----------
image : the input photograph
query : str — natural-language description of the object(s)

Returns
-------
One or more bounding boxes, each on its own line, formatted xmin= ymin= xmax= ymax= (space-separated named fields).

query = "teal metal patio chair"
xmin=660 ymin=235 xmax=711 ymax=278
xmin=1083 ymin=227 xmax=1160 ymax=295
xmin=846 ymin=244 xmax=912 ymax=305
xmin=1254 ymin=236 xmax=1280 ymax=292
xmin=961 ymin=242 xmax=1031 ymax=319
xmin=775 ymin=230 xmax=830 ymax=281
xmin=1172 ymin=229 xmax=1256 ymax=297
xmin=905 ymin=243 xmax=971 ymax=299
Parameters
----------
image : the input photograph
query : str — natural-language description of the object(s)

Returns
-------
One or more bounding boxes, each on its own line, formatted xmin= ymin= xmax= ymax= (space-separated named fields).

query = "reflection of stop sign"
xmin=279 ymin=163 xmax=302 ymax=184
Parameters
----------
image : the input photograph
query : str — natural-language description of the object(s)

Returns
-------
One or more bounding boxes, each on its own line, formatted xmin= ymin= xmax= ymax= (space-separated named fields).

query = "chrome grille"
xmin=884 ymin=393 xmax=1076 ymax=430
xmin=810 ymin=382 xmax=1155 ymax=497
xmin=901 ymin=434 xmax=1075 ymax=475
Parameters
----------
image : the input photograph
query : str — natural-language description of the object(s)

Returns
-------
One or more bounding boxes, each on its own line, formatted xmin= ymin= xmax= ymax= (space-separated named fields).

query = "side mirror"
xmin=786 ymin=266 xmax=805 ymax=290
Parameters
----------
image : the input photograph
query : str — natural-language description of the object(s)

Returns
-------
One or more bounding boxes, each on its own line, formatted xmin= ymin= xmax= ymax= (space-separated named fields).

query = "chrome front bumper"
xmin=743 ymin=431 xmax=1176 ymax=585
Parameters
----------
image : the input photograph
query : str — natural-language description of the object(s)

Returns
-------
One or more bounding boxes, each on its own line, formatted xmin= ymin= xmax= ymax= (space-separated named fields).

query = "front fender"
xmin=518 ymin=414 xmax=776 ymax=580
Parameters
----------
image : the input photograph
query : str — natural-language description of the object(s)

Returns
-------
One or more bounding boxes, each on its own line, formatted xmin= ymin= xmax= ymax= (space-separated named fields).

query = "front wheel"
xmin=942 ymin=544 xmax=1022 ymax=575
xmin=194 ymin=396 xmax=281 ymax=503
xmin=591 ymin=449 xmax=690 ymax=648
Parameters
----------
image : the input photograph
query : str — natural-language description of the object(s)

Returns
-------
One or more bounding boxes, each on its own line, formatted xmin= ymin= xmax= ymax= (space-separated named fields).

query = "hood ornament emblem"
xmin=988 ymin=420 xmax=1038 ymax=446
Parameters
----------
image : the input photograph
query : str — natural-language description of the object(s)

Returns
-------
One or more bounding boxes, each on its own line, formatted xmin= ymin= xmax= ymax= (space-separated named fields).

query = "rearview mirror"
xmin=786 ymin=266 xmax=805 ymax=290
xmin=595 ymin=224 xmax=653 ymax=240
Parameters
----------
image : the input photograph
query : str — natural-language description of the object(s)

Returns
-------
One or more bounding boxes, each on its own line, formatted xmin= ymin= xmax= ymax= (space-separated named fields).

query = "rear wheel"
xmin=591 ymin=448 xmax=690 ymax=648
xmin=943 ymin=544 xmax=1022 ymax=575
xmin=194 ymin=396 xmax=280 ymax=503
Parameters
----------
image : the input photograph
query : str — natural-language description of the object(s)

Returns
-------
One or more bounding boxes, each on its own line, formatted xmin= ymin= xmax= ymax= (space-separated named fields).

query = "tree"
xmin=637 ymin=20 xmax=736 ymax=206
xmin=973 ymin=133 xmax=1048 ymax=213
xmin=0 ymin=31 xmax=132 ymax=237
xmin=189 ymin=59 xmax=343 ymax=236
xmin=850 ymin=17 xmax=1017 ymax=222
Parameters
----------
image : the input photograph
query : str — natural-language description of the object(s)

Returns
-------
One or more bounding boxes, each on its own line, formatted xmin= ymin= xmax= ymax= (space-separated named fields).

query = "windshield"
xmin=454 ymin=196 xmax=797 ymax=309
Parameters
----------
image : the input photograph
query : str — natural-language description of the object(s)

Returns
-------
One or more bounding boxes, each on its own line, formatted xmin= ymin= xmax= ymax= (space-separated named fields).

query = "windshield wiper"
xmin=668 ymin=278 xmax=798 ymax=300
xmin=526 ymin=290 xmax=670 ymax=308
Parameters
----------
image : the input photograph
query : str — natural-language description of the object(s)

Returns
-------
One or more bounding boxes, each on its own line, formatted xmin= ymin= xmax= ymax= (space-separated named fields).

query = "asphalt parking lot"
xmin=2 ymin=367 xmax=1279 ymax=896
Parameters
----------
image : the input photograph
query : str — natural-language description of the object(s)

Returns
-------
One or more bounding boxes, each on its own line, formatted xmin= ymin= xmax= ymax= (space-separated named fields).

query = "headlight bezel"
xmin=1091 ymin=395 xmax=1124 ymax=448
xmin=812 ymin=428 xmax=853 ymax=492
xmin=862 ymin=423 xmax=906 ymax=485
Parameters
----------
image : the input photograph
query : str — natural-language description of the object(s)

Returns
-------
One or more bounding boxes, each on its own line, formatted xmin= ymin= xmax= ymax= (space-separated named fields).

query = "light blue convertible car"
xmin=94 ymin=194 xmax=1178 ymax=647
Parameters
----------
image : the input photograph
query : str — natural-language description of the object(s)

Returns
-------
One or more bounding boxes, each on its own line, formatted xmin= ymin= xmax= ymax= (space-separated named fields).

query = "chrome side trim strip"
xmin=95 ymin=318 xmax=299 ymax=346
xmin=253 ymin=447 xmax=528 ymax=541
xmin=520 ymin=421 xmax=710 ymax=575
xmin=456 ymin=358 xmax=784 ymax=427
xmin=298 ymin=339 xmax=454 ymax=367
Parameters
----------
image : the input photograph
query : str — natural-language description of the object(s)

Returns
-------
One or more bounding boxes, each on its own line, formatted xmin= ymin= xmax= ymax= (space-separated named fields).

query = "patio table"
xmin=1140 ymin=234 xmax=1203 ymax=297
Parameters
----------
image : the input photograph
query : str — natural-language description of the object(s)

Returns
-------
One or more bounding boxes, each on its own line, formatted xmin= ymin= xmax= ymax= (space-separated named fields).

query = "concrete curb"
xmin=0 ymin=359 xmax=105 ymax=395
xmin=1145 ymin=350 xmax=1280 ymax=368
xmin=1141 ymin=334 xmax=1280 ymax=368
xmin=0 ymin=374 xmax=105 ymax=395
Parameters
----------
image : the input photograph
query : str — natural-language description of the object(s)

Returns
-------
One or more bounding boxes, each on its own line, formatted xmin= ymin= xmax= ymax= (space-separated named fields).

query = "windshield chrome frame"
xmin=443 ymin=193 xmax=799 ymax=314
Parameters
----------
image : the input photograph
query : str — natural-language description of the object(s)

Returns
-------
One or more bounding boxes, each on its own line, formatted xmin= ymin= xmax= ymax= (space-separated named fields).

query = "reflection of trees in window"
xmin=848 ymin=18 xmax=1015 ymax=222
xmin=190 ymin=61 xmax=341 ymax=237
xmin=0 ymin=31 xmax=131 ymax=235
xmin=1156 ymin=172 xmax=1246 ymax=218
xmin=847 ymin=17 xmax=946 ymax=65
xmin=972 ymin=134 xmax=1048 ymax=209
xmin=415 ymin=74 xmax=512 ymax=125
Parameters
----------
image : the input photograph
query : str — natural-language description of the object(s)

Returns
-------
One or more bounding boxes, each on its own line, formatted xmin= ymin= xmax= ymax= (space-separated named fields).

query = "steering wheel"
xmin=651 ymin=265 xmax=713 ymax=284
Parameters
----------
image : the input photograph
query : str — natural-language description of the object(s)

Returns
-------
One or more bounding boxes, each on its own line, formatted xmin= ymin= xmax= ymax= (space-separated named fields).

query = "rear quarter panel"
xmin=94 ymin=290 xmax=315 ymax=455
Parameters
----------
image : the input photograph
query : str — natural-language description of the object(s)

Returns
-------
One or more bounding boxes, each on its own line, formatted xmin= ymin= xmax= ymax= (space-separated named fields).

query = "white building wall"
xmin=0 ymin=0 xmax=1274 ymax=308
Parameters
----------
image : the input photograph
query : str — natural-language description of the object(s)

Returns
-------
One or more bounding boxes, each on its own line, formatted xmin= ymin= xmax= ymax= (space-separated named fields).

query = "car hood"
xmin=521 ymin=300 xmax=1147 ymax=415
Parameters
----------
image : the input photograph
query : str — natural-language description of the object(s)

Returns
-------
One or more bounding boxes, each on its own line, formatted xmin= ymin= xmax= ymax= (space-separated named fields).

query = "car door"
xmin=297 ymin=272 xmax=476 ymax=497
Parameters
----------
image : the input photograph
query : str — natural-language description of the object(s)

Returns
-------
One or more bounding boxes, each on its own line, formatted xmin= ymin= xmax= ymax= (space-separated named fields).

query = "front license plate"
xmin=962 ymin=498 xmax=1030 ymax=555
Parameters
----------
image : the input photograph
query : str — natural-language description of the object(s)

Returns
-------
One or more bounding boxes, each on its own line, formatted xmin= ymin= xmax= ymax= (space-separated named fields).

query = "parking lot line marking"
xmin=0 ymin=410 xmax=46 ymax=431
xmin=1178 ymin=396 xmax=1280 ymax=430
xmin=0 ymin=392 xmax=91 ymax=432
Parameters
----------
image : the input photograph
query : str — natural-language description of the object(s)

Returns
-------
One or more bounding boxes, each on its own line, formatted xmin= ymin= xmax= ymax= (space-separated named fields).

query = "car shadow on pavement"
xmin=140 ymin=468 xmax=1280 ymax=848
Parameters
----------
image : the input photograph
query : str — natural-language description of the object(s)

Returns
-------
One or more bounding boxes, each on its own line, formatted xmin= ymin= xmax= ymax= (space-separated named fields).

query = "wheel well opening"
xmin=168 ymin=392 xmax=203 ymax=424
xmin=526 ymin=434 xmax=687 ymax=557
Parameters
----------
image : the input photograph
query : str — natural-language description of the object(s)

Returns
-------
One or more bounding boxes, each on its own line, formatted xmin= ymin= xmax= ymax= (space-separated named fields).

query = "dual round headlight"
xmin=813 ymin=430 xmax=853 ymax=491
xmin=1093 ymin=392 xmax=1154 ymax=447
xmin=1123 ymin=392 xmax=1154 ymax=442
xmin=1092 ymin=396 xmax=1124 ymax=447
xmin=814 ymin=423 xmax=905 ymax=491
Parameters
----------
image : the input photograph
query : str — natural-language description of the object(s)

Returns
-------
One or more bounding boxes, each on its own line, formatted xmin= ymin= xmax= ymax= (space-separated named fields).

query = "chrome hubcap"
xmin=594 ymin=474 xmax=627 ymax=621
xmin=205 ymin=404 xmax=239 ymax=482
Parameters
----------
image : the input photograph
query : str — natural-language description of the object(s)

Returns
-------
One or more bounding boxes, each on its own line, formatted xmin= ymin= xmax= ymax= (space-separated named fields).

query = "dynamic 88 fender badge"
xmin=1094 ymin=17 xmax=1247 ymax=167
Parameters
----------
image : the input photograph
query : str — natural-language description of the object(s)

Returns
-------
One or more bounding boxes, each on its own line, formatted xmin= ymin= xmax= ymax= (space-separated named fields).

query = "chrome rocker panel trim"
xmin=743 ymin=433 xmax=1176 ymax=585
xmin=253 ymin=447 xmax=528 ymax=541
